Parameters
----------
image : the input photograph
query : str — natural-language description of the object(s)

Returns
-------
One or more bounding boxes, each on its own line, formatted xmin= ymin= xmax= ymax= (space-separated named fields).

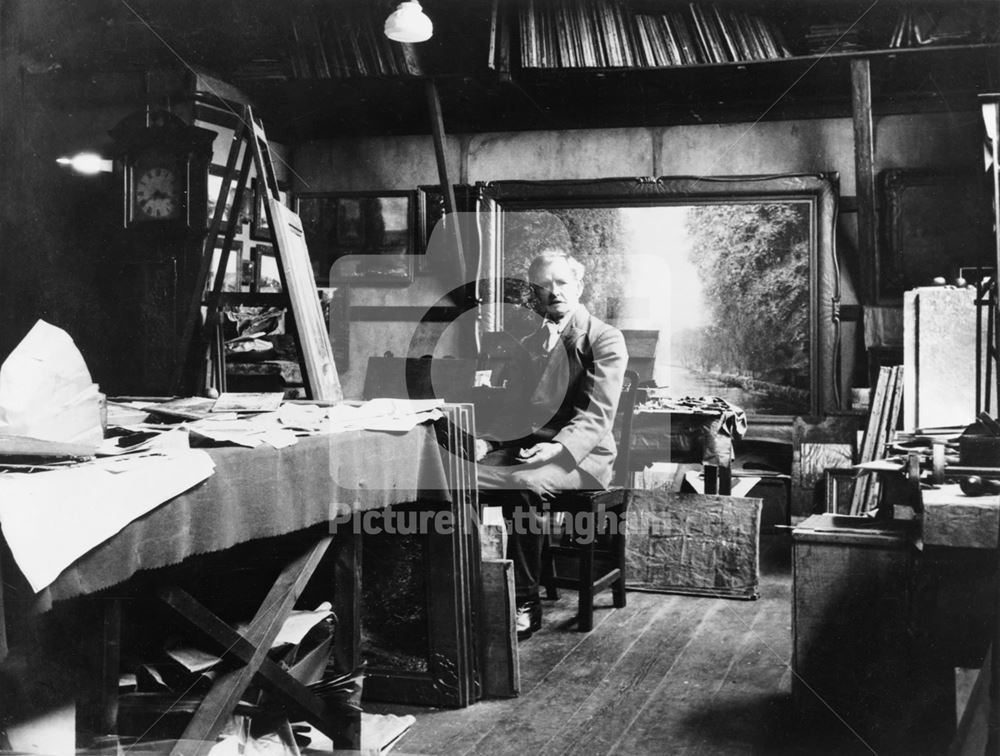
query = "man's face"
xmin=530 ymin=258 xmax=583 ymax=322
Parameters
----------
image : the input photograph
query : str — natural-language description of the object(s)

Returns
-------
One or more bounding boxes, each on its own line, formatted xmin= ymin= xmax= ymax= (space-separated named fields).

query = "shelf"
xmin=500 ymin=0 xmax=998 ymax=71
xmin=244 ymin=40 xmax=998 ymax=139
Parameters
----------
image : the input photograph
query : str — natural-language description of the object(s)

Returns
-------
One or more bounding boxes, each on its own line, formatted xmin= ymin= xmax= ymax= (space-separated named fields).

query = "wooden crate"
xmin=792 ymin=514 xmax=954 ymax=751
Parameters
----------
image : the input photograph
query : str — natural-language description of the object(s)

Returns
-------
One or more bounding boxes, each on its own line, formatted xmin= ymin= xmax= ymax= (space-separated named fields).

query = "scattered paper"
xmin=96 ymin=426 xmax=190 ymax=457
xmin=854 ymin=458 xmax=906 ymax=472
xmin=0 ymin=320 xmax=103 ymax=448
xmin=141 ymin=396 xmax=216 ymax=421
xmin=0 ymin=435 xmax=96 ymax=459
xmin=0 ymin=449 xmax=216 ymax=592
xmin=324 ymin=398 xmax=444 ymax=433
xmin=361 ymin=713 xmax=417 ymax=754
xmin=188 ymin=414 xmax=298 ymax=449
xmin=684 ymin=471 xmax=761 ymax=497
xmin=272 ymin=601 xmax=334 ymax=647
xmin=212 ymin=392 xmax=284 ymax=413
xmin=164 ymin=602 xmax=335 ymax=675
xmin=106 ymin=401 xmax=152 ymax=427
xmin=165 ymin=644 xmax=223 ymax=674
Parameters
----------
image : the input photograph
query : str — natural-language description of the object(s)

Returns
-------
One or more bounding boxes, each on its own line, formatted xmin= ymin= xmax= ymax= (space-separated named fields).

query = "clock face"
xmin=134 ymin=166 xmax=182 ymax=220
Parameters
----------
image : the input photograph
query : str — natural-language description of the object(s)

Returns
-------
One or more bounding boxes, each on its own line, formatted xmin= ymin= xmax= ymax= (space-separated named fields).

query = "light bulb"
xmin=56 ymin=152 xmax=113 ymax=175
xmin=384 ymin=1 xmax=433 ymax=43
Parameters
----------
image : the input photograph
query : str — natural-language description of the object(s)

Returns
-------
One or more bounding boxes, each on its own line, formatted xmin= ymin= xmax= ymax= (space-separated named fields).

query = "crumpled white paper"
xmin=0 ymin=320 xmax=103 ymax=447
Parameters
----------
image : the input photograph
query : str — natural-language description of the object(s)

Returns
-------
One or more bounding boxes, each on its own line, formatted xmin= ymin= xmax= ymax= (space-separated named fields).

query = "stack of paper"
xmin=324 ymin=398 xmax=444 ymax=433
xmin=0 ymin=320 xmax=104 ymax=448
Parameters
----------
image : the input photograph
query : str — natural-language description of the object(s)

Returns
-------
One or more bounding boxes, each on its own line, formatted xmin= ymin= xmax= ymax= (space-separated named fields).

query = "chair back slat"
xmin=612 ymin=370 xmax=640 ymax=488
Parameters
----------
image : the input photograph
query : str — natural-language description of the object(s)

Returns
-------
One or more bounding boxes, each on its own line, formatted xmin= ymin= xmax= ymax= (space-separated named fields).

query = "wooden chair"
xmin=542 ymin=370 xmax=639 ymax=632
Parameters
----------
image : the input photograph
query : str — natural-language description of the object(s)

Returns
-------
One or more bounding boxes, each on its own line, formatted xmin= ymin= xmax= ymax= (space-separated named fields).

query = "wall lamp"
xmin=384 ymin=1 xmax=433 ymax=43
xmin=57 ymin=152 xmax=113 ymax=175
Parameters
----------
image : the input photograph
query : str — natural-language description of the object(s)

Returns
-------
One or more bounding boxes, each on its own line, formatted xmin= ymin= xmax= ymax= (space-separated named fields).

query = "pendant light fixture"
xmin=384 ymin=1 xmax=433 ymax=43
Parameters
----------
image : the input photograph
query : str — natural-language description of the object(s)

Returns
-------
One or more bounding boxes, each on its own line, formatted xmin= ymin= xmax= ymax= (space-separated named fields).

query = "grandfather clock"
xmin=108 ymin=109 xmax=215 ymax=394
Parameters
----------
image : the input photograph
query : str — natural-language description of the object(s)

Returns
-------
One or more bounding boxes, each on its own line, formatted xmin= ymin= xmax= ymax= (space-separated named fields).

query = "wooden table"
xmin=13 ymin=412 xmax=476 ymax=753
xmin=629 ymin=408 xmax=737 ymax=494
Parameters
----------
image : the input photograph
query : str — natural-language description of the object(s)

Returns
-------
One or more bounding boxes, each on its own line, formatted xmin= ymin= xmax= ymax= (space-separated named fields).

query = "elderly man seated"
xmin=476 ymin=248 xmax=628 ymax=640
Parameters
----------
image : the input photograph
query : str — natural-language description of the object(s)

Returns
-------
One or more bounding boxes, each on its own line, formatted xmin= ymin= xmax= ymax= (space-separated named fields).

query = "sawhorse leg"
xmin=156 ymin=535 xmax=357 ymax=756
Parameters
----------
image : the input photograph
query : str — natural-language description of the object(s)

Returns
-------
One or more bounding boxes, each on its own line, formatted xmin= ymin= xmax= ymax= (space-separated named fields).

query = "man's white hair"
xmin=528 ymin=248 xmax=586 ymax=282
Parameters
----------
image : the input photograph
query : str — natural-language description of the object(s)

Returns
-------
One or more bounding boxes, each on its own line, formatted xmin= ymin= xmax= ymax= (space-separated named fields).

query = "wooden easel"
xmin=176 ymin=105 xmax=342 ymax=402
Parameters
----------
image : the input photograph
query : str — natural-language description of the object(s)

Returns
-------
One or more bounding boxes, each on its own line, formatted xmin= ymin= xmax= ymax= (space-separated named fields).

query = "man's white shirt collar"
xmin=545 ymin=305 xmax=579 ymax=334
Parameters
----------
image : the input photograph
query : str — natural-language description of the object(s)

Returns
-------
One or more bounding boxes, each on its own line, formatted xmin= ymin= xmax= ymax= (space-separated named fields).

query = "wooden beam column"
xmin=851 ymin=58 xmax=878 ymax=305
xmin=424 ymin=79 xmax=466 ymax=282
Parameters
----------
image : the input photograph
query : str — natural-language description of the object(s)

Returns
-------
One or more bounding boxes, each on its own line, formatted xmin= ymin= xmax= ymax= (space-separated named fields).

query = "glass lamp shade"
xmin=384 ymin=1 xmax=433 ymax=43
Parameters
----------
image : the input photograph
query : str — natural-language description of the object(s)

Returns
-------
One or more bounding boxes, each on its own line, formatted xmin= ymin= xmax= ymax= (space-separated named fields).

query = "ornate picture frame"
xmin=297 ymin=191 xmax=416 ymax=286
xmin=879 ymin=169 xmax=993 ymax=303
xmin=416 ymin=184 xmax=477 ymax=275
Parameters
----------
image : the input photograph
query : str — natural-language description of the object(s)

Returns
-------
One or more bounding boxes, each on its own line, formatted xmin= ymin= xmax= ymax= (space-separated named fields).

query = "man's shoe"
xmin=515 ymin=599 xmax=542 ymax=641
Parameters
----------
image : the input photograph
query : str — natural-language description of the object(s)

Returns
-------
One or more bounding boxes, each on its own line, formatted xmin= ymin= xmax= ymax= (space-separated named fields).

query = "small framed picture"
xmin=240 ymin=251 xmax=256 ymax=292
xmin=336 ymin=198 xmax=365 ymax=246
xmin=297 ymin=191 xmax=416 ymax=286
xmin=250 ymin=178 xmax=290 ymax=242
xmin=207 ymin=173 xmax=232 ymax=226
xmin=416 ymin=184 xmax=476 ymax=275
xmin=252 ymin=244 xmax=282 ymax=293
xmin=207 ymin=169 xmax=253 ymax=229
xmin=207 ymin=240 xmax=243 ymax=293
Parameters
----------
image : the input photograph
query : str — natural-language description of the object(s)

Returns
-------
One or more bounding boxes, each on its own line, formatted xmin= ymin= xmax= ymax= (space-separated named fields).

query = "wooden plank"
xmin=865 ymin=365 xmax=904 ymax=512
xmin=392 ymin=590 xmax=624 ymax=755
xmin=951 ymin=646 xmax=991 ymax=755
xmin=575 ymin=586 xmax=789 ymax=754
xmin=175 ymin=115 xmax=251 ymax=393
xmin=157 ymin=585 xmax=350 ymax=742
xmin=332 ymin=528 xmax=362 ymax=675
xmin=100 ymin=599 xmax=121 ymax=736
xmin=598 ymin=599 xmax=766 ymax=754
xmin=378 ymin=549 xmax=798 ymax=756
xmin=480 ymin=558 xmax=520 ymax=698
xmin=851 ymin=365 xmax=890 ymax=515
xmin=424 ymin=79 xmax=466 ymax=282
xmin=851 ymin=56 xmax=877 ymax=305
xmin=170 ymin=536 xmax=332 ymax=756
xmin=255 ymin=112 xmax=341 ymax=402
xmin=0 ymin=547 xmax=6 ymax=663
xmin=480 ymin=506 xmax=507 ymax=560
xmin=857 ymin=366 xmax=892 ymax=513
xmin=541 ymin=596 xmax=711 ymax=755
xmin=461 ymin=595 xmax=664 ymax=756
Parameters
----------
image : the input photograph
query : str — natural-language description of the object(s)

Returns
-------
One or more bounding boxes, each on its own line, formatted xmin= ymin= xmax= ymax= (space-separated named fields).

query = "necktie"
xmin=543 ymin=320 xmax=560 ymax=353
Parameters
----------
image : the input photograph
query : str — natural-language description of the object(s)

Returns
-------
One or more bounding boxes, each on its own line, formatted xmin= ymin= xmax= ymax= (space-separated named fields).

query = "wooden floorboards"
xmin=365 ymin=535 xmax=885 ymax=755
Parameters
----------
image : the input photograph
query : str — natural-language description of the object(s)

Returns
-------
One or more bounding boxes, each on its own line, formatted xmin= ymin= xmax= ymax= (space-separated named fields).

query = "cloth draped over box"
xmin=626 ymin=490 xmax=762 ymax=599
xmin=630 ymin=396 xmax=747 ymax=467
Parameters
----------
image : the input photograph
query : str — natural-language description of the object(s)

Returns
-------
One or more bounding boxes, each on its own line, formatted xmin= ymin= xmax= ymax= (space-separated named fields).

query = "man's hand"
xmin=474 ymin=438 xmax=492 ymax=461
xmin=515 ymin=442 xmax=568 ymax=466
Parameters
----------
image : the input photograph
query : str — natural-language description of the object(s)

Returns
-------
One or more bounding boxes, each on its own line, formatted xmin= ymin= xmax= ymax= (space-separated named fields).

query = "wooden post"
xmin=851 ymin=58 xmax=877 ymax=306
xmin=424 ymin=79 xmax=466 ymax=282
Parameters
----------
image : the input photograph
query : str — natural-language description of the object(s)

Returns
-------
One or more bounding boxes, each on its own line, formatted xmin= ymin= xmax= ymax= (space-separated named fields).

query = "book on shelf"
xmin=514 ymin=0 xmax=792 ymax=70
xmin=889 ymin=6 xmax=997 ymax=48
xmin=670 ymin=10 xmax=700 ymax=65
xmin=688 ymin=4 xmax=720 ymax=63
xmin=288 ymin=3 xmax=423 ymax=78
xmin=711 ymin=5 xmax=739 ymax=61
